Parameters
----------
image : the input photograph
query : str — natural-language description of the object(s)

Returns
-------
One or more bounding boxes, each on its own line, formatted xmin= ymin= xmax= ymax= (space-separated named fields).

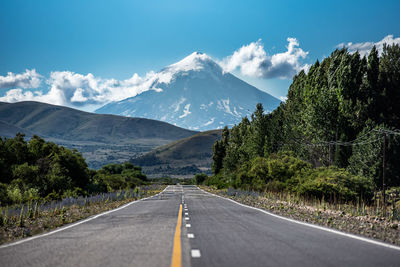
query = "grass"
xmin=202 ymin=186 xmax=400 ymax=246
xmin=0 ymin=185 xmax=166 ymax=245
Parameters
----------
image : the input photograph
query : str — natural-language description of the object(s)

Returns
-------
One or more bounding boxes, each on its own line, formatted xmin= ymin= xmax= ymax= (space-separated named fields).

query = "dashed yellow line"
xmin=171 ymin=204 xmax=182 ymax=267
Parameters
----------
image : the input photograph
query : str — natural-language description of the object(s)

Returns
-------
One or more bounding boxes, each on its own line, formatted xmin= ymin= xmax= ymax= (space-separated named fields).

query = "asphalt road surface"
xmin=1 ymin=185 xmax=399 ymax=267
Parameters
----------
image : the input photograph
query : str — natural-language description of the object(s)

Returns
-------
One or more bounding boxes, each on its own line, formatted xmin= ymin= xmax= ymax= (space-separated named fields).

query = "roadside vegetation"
xmin=0 ymin=185 xmax=165 ymax=245
xmin=207 ymin=44 xmax=400 ymax=206
xmin=0 ymin=133 xmax=150 ymax=206
xmin=0 ymin=133 xmax=166 ymax=244
xmin=202 ymin=186 xmax=400 ymax=246
xmin=199 ymin=44 xmax=400 ymax=243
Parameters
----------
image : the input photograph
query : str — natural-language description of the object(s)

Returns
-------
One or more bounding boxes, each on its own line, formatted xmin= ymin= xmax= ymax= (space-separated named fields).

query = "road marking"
xmin=184 ymin=208 xmax=188 ymax=211
xmin=0 ymin=186 xmax=170 ymax=249
xmin=186 ymin=224 xmax=191 ymax=228
xmin=170 ymin=204 xmax=183 ymax=267
xmin=185 ymin=217 xmax=190 ymax=220
xmin=198 ymin=187 xmax=400 ymax=251
xmin=185 ymin=212 xmax=188 ymax=216
xmin=191 ymin=249 xmax=201 ymax=258
xmin=188 ymin=233 xmax=195 ymax=238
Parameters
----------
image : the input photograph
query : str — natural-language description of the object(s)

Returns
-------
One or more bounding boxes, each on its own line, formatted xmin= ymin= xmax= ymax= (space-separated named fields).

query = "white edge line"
xmin=191 ymin=249 xmax=201 ymax=258
xmin=0 ymin=186 xmax=170 ymax=249
xmin=198 ymin=187 xmax=400 ymax=251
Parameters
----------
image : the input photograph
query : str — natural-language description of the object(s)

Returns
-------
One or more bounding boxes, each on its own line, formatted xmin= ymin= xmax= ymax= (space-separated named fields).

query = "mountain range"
xmin=0 ymin=101 xmax=196 ymax=169
xmin=96 ymin=52 xmax=280 ymax=131
xmin=0 ymin=53 xmax=281 ymax=174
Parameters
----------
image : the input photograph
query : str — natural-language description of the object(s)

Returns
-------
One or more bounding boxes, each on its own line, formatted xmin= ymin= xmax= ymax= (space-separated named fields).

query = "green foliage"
xmin=348 ymin=125 xmax=400 ymax=188
xmin=93 ymin=161 xmax=147 ymax=192
xmin=204 ymin=173 xmax=229 ymax=189
xmin=0 ymin=183 xmax=9 ymax=206
xmin=297 ymin=167 xmax=373 ymax=202
xmin=210 ymin=44 xmax=400 ymax=203
xmin=212 ymin=127 xmax=229 ymax=175
xmin=194 ymin=173 xmax=208 ymax=185
xmin=0 ymin=134 xmax=147 ymax=206
xmin=231 ymin=153 xmax=311 ymax=191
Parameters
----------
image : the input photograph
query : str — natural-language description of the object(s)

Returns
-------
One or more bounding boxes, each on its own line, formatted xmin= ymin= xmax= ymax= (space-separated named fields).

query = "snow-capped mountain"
xmin=95 ymin=52 xmax=280 ymax=131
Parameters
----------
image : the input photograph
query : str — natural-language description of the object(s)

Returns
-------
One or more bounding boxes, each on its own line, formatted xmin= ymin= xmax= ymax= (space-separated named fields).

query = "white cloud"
xmin=0 ymin=70 xmax=165 ymax=108
xmin=203 ymin=117 xmax=215 ymax=127
xmin=279 ymin=96 xmax=288 ymax=102
xmin=0 ymin=40 xmax=309 ymax=109
xmin=0 ymin=69 xmax=42 ymax=89
xmin=220 ymin=38 xmax=309 ymax=79
xmin=337 ymin=34 xmax=400 ymax=57
xmin=178 ymin=104 xmax=191 ymax=118
xmin=70 ymin=88 xmax=88 ymax=102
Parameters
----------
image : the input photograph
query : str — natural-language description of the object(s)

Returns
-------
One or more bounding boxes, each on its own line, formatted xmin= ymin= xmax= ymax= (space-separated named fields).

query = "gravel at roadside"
xmin=202 ymin=186 xmax=400 ymax=246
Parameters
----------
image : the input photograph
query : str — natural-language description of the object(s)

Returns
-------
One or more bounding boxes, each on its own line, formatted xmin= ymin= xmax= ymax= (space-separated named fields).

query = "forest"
xmin=0 ymin=134 xmax=148 ymax=206
xmin=209 ymin=44 xmax=400 ymax=203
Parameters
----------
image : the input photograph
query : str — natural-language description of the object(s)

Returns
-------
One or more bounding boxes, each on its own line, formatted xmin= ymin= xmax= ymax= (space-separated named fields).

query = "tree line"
xmin=209 ymin=44 xmax=400 ymax=202
xmin=0 ymin=134 xmax=148 ymax=206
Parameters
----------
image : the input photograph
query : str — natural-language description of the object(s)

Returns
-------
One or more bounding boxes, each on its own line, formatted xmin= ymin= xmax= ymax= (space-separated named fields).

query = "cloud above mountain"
xmin=0 ymin=38 xmax=309 ymax=109
xmin=0 ymin=69 xmax=42 ymax=89
xmin=220 ymin=38 xmax=309 ymax=79
xmin=0 ymin=70 xmax=164 ymax=108
xmin=337 ymin=34 xmax=400 ymax=57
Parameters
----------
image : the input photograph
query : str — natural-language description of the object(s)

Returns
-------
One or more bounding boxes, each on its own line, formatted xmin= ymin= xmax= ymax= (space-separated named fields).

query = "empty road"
xmin=1 ymin=185 xmax=399 ymax=266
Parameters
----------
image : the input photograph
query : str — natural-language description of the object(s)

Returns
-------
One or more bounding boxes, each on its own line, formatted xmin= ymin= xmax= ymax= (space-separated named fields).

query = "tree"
xmin=250 ymin=103 xmax=267 ymax=158
xmin=379 ymin=44 xmax=400 ymax=128
xmin=211 ymin=126 xmax=229 ymax=175
xmin=194 ymin=173 xmax=207 ymax=185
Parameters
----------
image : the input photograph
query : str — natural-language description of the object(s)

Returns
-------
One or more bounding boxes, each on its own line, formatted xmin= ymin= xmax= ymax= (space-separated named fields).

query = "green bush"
xmin=267 ymin=152 xmax=312 ymax=182
xmin=0 ymin=134 xmax=148 ymax=206
xmin=194 ymin=173 xmax=208 ymax=185
xmin=207 ymin=150 xmax=374 ymax=204
xmin=0 ymin=183 xmax=10 ymax=206
xmin=248 ymin=157 xmax=269 ymax=183
xmin=296 ymin=167 xmax=373 ymax=202
xmin=232 ymin=153 xmax=311 ymax=191
xmin=7 ymin=185 xmax=23 ymax=204
xmin=205 ymin=174 xmax=228 ymax=189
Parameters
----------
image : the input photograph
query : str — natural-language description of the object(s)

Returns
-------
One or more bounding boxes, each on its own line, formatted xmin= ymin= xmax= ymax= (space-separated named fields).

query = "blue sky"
xmin=1 ymin=0 xmax=399 ymax=109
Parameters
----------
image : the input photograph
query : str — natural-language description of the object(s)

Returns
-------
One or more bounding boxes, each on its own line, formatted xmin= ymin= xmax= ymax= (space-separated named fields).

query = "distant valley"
xmin=132 ymin=130 xmax=221 ymax=177
xmin=0 ymin=101 xmax=197 ymax=169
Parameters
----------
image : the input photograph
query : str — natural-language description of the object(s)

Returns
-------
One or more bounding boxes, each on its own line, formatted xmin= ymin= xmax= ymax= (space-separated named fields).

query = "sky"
xmin=0 ymin=0 xmax=399 ymax=110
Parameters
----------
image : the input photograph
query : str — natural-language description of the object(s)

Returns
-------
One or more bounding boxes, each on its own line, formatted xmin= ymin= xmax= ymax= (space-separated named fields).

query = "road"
xmin=1 ymin=185 xmax=399 ymax=266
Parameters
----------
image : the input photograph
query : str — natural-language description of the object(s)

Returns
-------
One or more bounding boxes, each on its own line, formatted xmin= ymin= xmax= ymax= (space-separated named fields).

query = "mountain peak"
xmin=96 ymin=51 xmax=281 ymax=131
xmin=164 ymin=52 xmax=220 ymax=74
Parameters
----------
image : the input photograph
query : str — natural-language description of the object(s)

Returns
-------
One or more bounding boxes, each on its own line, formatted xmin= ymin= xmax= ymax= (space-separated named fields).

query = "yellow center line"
xmin=171 ymin=204 xmax=183 ymax=267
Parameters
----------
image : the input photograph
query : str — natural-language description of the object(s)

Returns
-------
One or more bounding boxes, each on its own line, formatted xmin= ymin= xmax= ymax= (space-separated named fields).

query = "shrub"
xmin=0 ymin=183 xmax=10 ymax=206
xmin=205 ymin=174 xmax=228 ymax=189
xmin=194 ymin=173 xmax=208 ymax=185
xmin=235 ymin=153 xmax=311 ymax=191
xmin=7 ymin=185 xmax=23 ymax=204
xmin=267 ymin=152 xmax=312 ymax=182
xmin=248 ymin=157 xmax=269 ymax=183
xmin=296 ymin=167 xmax=373 ymax=202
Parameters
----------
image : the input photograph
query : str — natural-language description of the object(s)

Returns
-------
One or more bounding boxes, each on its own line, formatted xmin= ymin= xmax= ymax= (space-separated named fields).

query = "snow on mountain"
xmin=95 ymin=52 xmax=281 ymax=131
